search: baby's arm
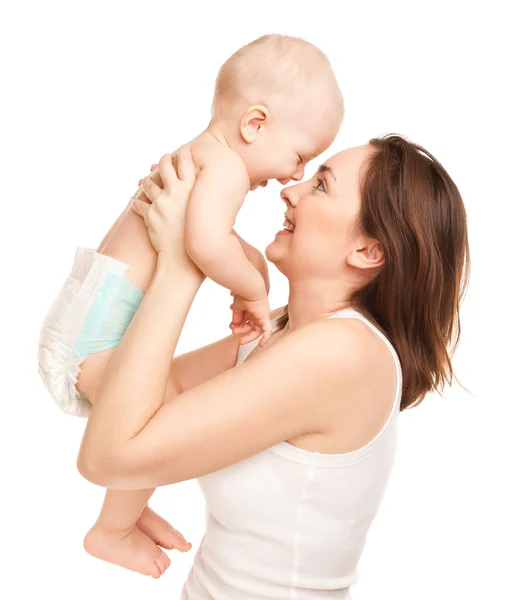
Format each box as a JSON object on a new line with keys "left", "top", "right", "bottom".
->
{"left": 232, "top": 231, "right": 270, "bottom": 295}
{"left": 185, "top": 151, "right": 266, "bottom": 302}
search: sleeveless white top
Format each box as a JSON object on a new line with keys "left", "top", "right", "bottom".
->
{"left": 181, "top": 308, "right": 402, "bottom": 600}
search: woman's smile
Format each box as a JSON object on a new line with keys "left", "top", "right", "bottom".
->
{"left": 276, "top": 216, "right": 295, "bottom": 236}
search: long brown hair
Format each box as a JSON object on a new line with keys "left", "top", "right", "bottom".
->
{"left": 277, "top": 134, "right": 470, "bottom": 410}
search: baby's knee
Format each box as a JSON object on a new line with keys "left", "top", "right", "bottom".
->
{"left": 76, "top": 348, "right": 116, "bottom": 405}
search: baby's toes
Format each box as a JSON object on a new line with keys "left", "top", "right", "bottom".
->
{"left": 149, "top": 561, "right": 162, "bottom": 579}
{"left": 160, "top": 551, "right": 171, "bottom": 570}
{"left": 155, "top": 552, "right": 170, "bottom": 575}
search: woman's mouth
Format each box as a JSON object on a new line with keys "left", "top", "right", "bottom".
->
{"left": 283, "top": 218, "right": 295, "bottom": 232}
{"left": 277, "top": 218, "right": 295, "bottom": 235}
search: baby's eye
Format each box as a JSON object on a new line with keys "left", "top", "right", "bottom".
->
{"left": 297, "top": 154, "right": 304, "bottom": 164}
{"left": 313, "top": 178, "right": 326, "bottom": 192}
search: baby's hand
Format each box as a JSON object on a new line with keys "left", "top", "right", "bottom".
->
{"left": 229, "top": 292, "right": 271, "bottom": 347}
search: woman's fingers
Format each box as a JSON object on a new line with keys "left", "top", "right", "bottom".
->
{"left": 143, "top": 148, "right": 194, "bottom": 198}
{"left": 138, "top": 163, "right": 159, "bottom": 186}
{"left": 141, "top": 175, "right": 163, "bottom": 202}
{"left": 175, "top": 146, "right": 196, "bottom": 186}
{"left": 131, "top": 198, "right": 150, "bottom": 219}
{"left": 158, "top": 153, "right": 179, "bottom": 191}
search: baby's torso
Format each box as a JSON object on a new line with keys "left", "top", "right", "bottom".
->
{"left": 97, "top": 133, "right": 220, "bottom": 249}
{"left": 95, "top": 133, "right": 233, "bottom": 290}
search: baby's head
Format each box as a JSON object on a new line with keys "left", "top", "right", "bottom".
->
{"left": 211, "top": 35, "right": 344, "bottom": 189}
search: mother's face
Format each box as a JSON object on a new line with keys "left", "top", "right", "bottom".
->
{"left": 265, "top": 145, "right": 374, "bottom": 280}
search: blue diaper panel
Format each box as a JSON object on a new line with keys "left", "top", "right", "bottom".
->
{"left": 75, "top": 273, "right": 144, "bottom": 357}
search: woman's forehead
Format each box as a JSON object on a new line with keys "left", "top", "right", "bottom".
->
{"left": 324, "top": 144, "right": 371, "bottom": 174}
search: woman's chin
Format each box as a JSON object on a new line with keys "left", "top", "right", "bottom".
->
{"left": 265, "top": 242, "right": 275, "bottom": 261}
{"left": 265, "top": 240, "right": 285, "bottom": 265}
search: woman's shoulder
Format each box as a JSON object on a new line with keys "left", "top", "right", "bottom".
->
{"left": 265, "top": 314, "right": 370, "bottom": 376}
{"left": 280, "top": 317, "right": 399, "bottom": 442}
{"left": 271, "top": 309, "right": 370, "bottom": 350}
{"left": 265, "top": 313, "right": 394, "bottom": 396}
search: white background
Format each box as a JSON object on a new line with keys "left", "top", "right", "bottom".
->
{"left": 1, "top": 1, "right": 504, "bottom": 599}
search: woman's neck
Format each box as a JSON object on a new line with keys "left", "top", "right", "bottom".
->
{"left": 285, "top": 278, "right": 352, "bottom": 332}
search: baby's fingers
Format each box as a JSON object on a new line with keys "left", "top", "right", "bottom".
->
{"left": 231, "top": 305, "right": 246, "bottom": 326}
{"left": 239, "top": 329, "right": 262, "bottom": 345}
{"left": 256, "top": 317, "right": 272, "bottom": 348}
{"left": 230, "top": 322, "right": 254, "bottom": 334}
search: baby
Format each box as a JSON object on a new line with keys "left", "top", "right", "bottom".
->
{"left": 38, "top": 34, "right": 343, "bottom": 578}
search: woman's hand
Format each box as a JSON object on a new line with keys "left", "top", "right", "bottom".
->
{"left": 131, "top": 147, "right": 201, "bottom": 277}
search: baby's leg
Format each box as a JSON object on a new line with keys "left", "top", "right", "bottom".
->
{"left": 85, "top": 488, "right": 166, "bottom": 577}
{"left": 84, "top": 489, "right": 191, "bottom": 578}
{"left": 79, "top": 351, "right": 190, "bottom": 578}
{"left": 38, "top": 245, "right": 189, "bottom": 577}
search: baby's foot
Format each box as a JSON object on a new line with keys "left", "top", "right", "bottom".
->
{"left": 138, "top": 506, "right": 192, "bottom": 552}
{"left": 84, "top": 523, "right": 170, "bottom": 578}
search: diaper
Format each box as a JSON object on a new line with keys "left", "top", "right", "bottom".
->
{"left": 38, "top": 247, "right": 144, "bottom": 417}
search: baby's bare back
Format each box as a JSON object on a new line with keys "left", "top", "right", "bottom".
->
{"left": 96, "top": 133, "right": 220, "bottom": 291}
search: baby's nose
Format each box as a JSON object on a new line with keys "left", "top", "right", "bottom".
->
{"left": 292, "top": 166, "right": 305, "bottom": 182}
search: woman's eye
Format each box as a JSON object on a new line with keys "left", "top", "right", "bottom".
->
{"left": 313, "top": 178, "right": 326, "bottom": 192}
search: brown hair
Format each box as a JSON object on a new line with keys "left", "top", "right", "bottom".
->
{"left": 278, "top": 134, "right": 470, "bottom": 410}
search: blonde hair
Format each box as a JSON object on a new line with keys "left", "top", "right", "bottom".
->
{"left": 212, "top": 34, "right": 343, "bottom": 121}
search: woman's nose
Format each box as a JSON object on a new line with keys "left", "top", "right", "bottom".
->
{"left": 281, "top": 185, "right": 298, "bottom": 207}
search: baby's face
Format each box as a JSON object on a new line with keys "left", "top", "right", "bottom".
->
{"left": 246, "top": 117, "right": 339, "bottom": 190}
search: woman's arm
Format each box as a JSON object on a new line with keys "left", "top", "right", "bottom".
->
{"left": 77, "top": 163, "right": 269, "bottom": 400}
{"left": 78, "top": 258, "right": 361, "bottom": 489}
{"left": 77, "top": 152, "right": 363, "bottom": 490}
{"left": 171, "top": 307, "right": 286, "bottom": 391}
{"left": 78, "top": 260, "right": 203, "bottom": 444}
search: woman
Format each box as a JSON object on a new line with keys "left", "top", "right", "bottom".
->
{"left": 78, "top": 134, "right": 469, "bottom": 599}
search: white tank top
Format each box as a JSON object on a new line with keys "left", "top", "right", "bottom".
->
{"left": 181, "top": 308, "right": 402, "bottom": 600}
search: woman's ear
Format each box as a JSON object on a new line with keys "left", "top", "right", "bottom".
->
{"left": 347, "top": 236, "right": 385, "bottom": 271}
{"left": 240, "top": 105, "right": 270, "bottom": 143}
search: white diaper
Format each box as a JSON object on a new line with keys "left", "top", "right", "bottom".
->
{"left": 38, "top": 247, "right": 144, "bottom": 417}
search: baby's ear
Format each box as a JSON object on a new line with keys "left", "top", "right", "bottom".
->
{"left": 240, "top": 105, "right": 270, "bottom": 143}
